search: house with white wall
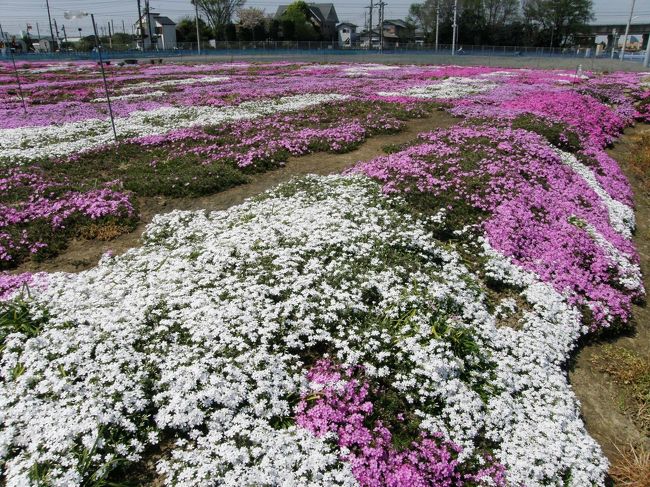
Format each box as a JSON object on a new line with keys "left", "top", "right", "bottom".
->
{"left": 135, "top": 12, "right": 177, "bottom": 50}
{"left": 337, "top": 23, "right": 358, "bottom": 47}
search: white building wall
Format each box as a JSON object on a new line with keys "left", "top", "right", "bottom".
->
{"left": 160, "top": 24, "right": 177, "bottom": 49}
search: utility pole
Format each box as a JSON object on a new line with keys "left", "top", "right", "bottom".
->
{"left": 378, "top": 1, "right": 385, "bottom": 53}
{"left": 620, "top": 0, "right": 636, "bottom": 61}
{"left": 45, "top": 0, "right": 56, "bottom": 52}
{"left": 36, "top": 22, "right": 41, "bottom": 39}
{"left": 62, "top": 25, "right": 68, "bottom": 45}
{"left": 145, "top": 0, "right": 154, "bottom": 50}
{"left": 0, "top": 23, "right": 5, "bottom": 42}
{"left": 195, "top": 0, "right": 201, "bottom": 54}
{"left": 367, "top": 0, "right": 374, "bottom": 50}
{"left": 435, "top": 0, "right": 440, "bottom": 52}
{"left": 451, "top": 0, "right": 458, "bottom": 55}
{"left": 137, "top": 0, "right": 146, "bottom": 50}
{"left": 54, "top": 19, "right": 60, "bottom": 47}
{"left": 107, "top": 22, "right": 113, "bottom": 49}
{"left": 122, "top": 19, "right": 126, "bottom": 34}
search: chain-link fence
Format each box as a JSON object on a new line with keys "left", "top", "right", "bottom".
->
{"left": 3, "top": 40, "right": 649, "bottom": 70}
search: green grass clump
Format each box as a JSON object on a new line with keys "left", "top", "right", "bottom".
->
{"left": 511, "top": 114, "right": 582, "bottom": 153}
{"left": 0, "top": 300, "right": 48, "bottom": 345}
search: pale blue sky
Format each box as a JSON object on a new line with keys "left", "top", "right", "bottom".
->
{"left": 0, "top": 0, "right": 648, "bottom": 38}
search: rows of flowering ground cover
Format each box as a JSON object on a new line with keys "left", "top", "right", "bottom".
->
{"left": 0, "top": 62, "right": 648, "bottom": 486}
{"left": 0, "top": 61, "right": 452, "bottom": 269}
{"left": 0, "top": 60, "right": 624, "bottom": 270}
{"left": 0, "top": 96, "right": 434, "bottom": 269}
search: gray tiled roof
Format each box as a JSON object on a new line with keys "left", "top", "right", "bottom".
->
{"left": 155, "top": 16, "right": 176, "bottom": 26}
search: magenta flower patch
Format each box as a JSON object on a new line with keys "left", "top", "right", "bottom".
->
{"left": 296, "top": 360, "right": 506, "bottom": 487}
{"left": 353, "top": 126, "right": 642, "bottom": 328}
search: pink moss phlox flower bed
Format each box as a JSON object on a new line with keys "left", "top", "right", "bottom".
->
{"left": 0, "top": 169, "right": 134, "bottom": 266}
{"left": 0, "top": 61, "right": 648, "bottom": 485}
{"left": 131, "top": 101, "right": 415, "bottom": 168}
{"left": 447, "top": 75, "right": 647, "bottom": 206}
{"left": 297, "top": 360, "right": 506, "bottom": 487}
{"left": 352, "top": 126, "right": 642, "bottom": 329}
{"left": 0, "top": 272, "right": 47, "bottom": 301}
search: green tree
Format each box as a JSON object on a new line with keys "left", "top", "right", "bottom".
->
{"left": 237, "top": 7, "right": 266, "bottom": 41}
{"left": 484, "top": 0, "right": 520, "bottom": 28}
{"left": 408, "top": 0, "right": 521, "bottom": 45}
{"left": 224, "top": 23, "right": 237, "bottom": 42}
{"left": 77, "top": 35, "right": 99, "bottom": 51}
{"left": 523, "top": 0, "right": 594, "bottom": 47}
{"left": 407, "top": 0, "right": 438, "bottom": 40}
{"left": 192, "top": 0, "right": 246, "bottom": 40}
{"left": 269, "top": 19, "right": 280, "bottom": 40}
{"left": 281, "top": 1, "right": 319, "bottom": 41}
{"left": 110, "top": 32, "right": 135, "bottom": 49}
{"left": 176, "top": 16, "right": 212, "bottom": 43}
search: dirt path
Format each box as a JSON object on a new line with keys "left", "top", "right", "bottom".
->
{"left": 569, "top": 124, "right": 650, "bottom": 464}
{"left": 15, "top": 111, "right": 457, "bottom": 274}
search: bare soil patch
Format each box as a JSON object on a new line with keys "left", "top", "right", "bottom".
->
{"left": 570, "top": 123, "right": 650, "bottom": 482}
{"left": 15, "top": 111, "right": 457, "bottom": 274}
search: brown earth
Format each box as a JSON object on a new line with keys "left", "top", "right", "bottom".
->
{"left": 569, "top": 124, "right": 650, "bottom": 470}
{"left": 15, "top": 111, "right": 457, "bottom": 274}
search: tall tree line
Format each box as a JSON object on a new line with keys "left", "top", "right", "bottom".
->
{"left": 179, "top": 0, "right": 334, "bottom": 43}
{"left": 408, "top": 0, "right": 594, "bottom": 47}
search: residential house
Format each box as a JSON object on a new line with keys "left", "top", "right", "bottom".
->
{"left": 359, "top": 29, "right": 380, "bottom": 49}
{"left": 134, "top": 12, "right": 177, "bottom": 50}
{"left": 381, "top": 19, "right": 415, "bottom": 48}
{"left": 337, "top": 22, "right": 358, "bottom": 47}
{"left": 360, "top": 19, "right": 417, "bottom": 49}
{"left": 275, "top": 3, "right": 339, "bottom": 41}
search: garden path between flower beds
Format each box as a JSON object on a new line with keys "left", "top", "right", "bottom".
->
{"left": 14, "top": 110, "right": 458, "bottom": 275}
{"left": 570, "top": 123, "right": 650, "bottom": 465}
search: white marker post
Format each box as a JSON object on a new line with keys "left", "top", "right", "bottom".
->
{"left": 451, "top": 0, "right": 458, "bottom": 56}
{"left": 195, "top": 1, "right": 201, "bottom": 55}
